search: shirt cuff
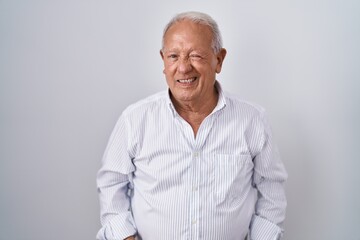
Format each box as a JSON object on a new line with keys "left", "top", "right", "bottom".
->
{"left": 96, "top": 215, "right": 137, "bottom": 240}
{"left": 249, "top": 215, "right": 284, "bottom": 240}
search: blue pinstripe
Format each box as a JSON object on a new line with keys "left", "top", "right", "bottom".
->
{"left": 97, "top": 82, "right": 287, "bottom": 240}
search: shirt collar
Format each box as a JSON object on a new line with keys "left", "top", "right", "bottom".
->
{"left": 166, "top": 80, "right": 227, "bottom": 117}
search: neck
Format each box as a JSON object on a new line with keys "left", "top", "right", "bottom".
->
{"left": 171, "top": 87, "right": 219, "bottom": 136}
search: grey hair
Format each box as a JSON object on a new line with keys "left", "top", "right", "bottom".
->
{"left": 161, "top": 11, "right": 223, "bottom": 54}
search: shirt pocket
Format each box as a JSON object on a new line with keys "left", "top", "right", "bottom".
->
{"left": 209, "top": 153, "right": 253, "bottom": 204}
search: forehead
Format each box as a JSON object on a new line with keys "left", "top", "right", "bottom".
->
{"left": 163, "top": 20, "right": 213, "bottom": 51}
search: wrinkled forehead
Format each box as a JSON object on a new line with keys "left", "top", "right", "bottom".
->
{"left": 163, "top": 20, "right": 214, "bottom": 52}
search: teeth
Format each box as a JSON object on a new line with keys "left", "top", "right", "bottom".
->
{"left": 178, "top": 77, "right": 196, "bottom": 83}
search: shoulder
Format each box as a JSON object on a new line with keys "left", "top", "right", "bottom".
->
{"left": 223, "top": 91, "right": 266, "bottom": 118}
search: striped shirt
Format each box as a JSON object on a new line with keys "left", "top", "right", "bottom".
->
{"left": 96, "top": 82, "right": 287, "bottom": 240}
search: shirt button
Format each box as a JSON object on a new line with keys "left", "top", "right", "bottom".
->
{"left": 193, "top": 152, "right": 199, "bottom": 157}
{"left": 192, "top": 186, "right": 198, "bottom": 191}
{"left": 192, "top": 220, "right": 197, "bottom": 225}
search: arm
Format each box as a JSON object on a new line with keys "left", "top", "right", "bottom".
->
{"left": 249, "top": 111, "right": 287, "bottom": 240}
{"left": 96, "top": 114, "right": 137, "bottom": 240}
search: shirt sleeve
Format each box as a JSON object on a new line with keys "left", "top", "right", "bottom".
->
{"left": 249, "top": 110, "right": 288, "bottom": 240}
{"left": 96, "top": 114, "right": 137, "bottom": 240}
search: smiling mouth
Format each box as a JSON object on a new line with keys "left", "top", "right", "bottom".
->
{"left": 177, "top": 77, "right": 197, "bottom": 83}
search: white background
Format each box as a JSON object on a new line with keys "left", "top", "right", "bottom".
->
{"left": 1, "top": 1, "right": 359, "bottom": 239}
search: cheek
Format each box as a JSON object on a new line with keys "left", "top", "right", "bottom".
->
{"left": 163, "top": 66, "right": 175, "bottom": 81}
{"left": 164, "top": 63, "right": 177, "bottom": 74}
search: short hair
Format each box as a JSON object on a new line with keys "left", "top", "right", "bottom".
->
{"left": 162, "top": 11, "right": 223, "bottom": 54}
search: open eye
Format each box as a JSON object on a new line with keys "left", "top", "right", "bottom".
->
{"left": 167, "top": 54, "right": 178, "bottom": 60}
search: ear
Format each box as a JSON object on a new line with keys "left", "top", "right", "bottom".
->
{"left": 160, "top": 50, "right": 165, "bottom": 60}
{"left": 160, "top": 50, "right": 166, "bottom": 74}
{"left": 215, "top": 48, "right": 227, "bottom": 73}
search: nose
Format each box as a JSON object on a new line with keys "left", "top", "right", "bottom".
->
{"left": 177, "top": 57, "right": 192, "bottom": 74}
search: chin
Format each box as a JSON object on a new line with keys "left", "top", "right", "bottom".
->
{"left": 170, "top": 93, "right": 191, "bottom": 103}
{"left": 174, "top": 90, "right": 197, "bottom": 101}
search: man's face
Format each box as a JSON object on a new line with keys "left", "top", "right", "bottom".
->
{"left": 161, "top": 20, "right": 226, "bottom": 105}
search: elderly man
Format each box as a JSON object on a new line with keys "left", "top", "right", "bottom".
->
{"left": 97, "top": 11, "right": 287, "bottom": 240}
